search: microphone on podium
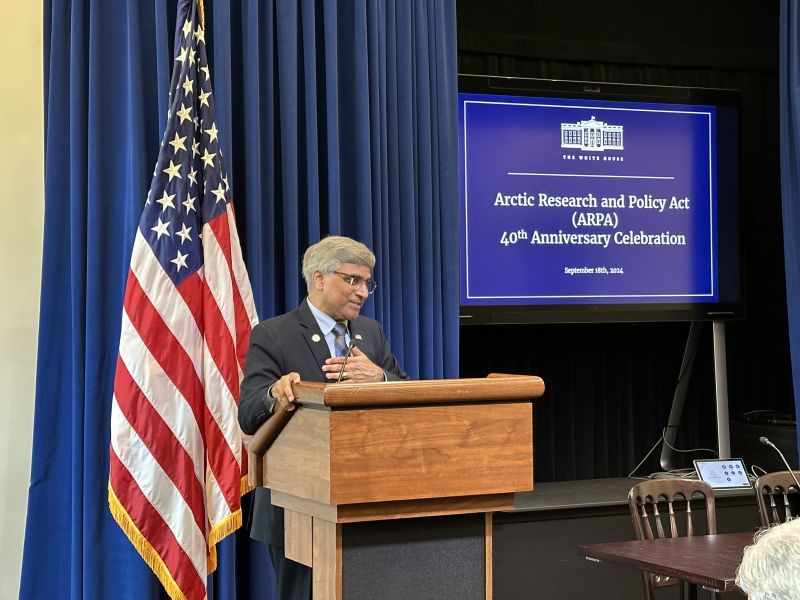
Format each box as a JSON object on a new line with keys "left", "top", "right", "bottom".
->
{"left": 759, "top": 436, "right": 800, "bottom": 490}
{"left": 336, "top": 341, "right": 356, "bottom": 383}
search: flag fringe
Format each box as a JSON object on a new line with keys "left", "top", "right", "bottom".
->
{"left": 240, "top": 473, "right": 253, "bottom": 496}
{"left": 207, "top": 544, "right": 217, "bottom": 574}
{"left": 208, "top": 508, "right": 242, "bottom": 549}
{"left": 205, "top": 506, "right": 242, "bottom": 574}
{"left": 108, "top": 483, "right": 197, "bottom": 600}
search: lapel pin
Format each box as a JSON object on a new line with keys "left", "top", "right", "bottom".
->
{"left": 311, "top": 334, "right": 321, "bottom": 342}
{"left": 355, "top": 334, "right": 362, "bottom": 340}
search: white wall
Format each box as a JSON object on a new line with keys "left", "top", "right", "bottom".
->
{"left": 0, "top": 3, "right": 43, "bottom": 598}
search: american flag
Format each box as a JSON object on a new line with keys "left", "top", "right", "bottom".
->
{"left": 108, "top": 1, "right": 259, "bottom": 599}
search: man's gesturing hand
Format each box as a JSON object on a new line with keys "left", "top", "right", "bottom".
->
{"left": 322, "top": 347, "right": 384, "bottom": 383}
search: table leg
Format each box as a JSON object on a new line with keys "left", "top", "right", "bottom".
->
{"left": 680, "top": 580, "right": 698, "bottom": 600}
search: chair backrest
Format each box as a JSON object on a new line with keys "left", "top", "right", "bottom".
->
{"left": 754, "top": 471, "right": 800, "bottom": 527}
{"left": 629, "top": 478, "right": 717, "bottom": 541}
{"left": 628, "top": 478, "right": 718, "bottom": 599}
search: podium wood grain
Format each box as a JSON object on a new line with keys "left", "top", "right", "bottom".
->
{"left": 265, "top": 409, "right": 331, "bottom": 503}
{"left": 328, "top": 402, "right": 532, "bottom": 504}
{"left": 272, "top": 490, "right": 515, "bottom": 523}
{"left": 265, "top": 402, "right": 533, "bottom": 505}
{"left": 284, "top": 508, "right": 312, "bottom": 567}
{"left": 312, "top": 518, "right": 342, "bottom": 600}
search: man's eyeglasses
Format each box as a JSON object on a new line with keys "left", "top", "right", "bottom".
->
{"left": 332, "top": 271, "right": 377, "bottom": 294}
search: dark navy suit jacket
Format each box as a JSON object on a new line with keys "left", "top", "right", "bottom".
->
{"left": 239, "top": 298, "right": 407, "bottom": 545}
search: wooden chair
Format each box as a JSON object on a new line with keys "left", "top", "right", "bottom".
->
{"left": 628, "top": 479, "right": 719, "bottom": 600}
{"left": 754, "top": 470, "right": 800, "bottom": 526}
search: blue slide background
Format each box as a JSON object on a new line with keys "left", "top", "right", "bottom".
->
{"left": 459, "top": 93, "right": 719, "bottom": 305}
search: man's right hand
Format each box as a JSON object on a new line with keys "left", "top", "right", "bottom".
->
{"left": 270, "top": 372, "right": 301, "bottom": 411}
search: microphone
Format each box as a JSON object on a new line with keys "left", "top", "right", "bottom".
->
{"left": 336, "top": 341, "right": 356, "bottom": 383}
{"left": 759, "top": 436, "right": 800, "bottom": 490}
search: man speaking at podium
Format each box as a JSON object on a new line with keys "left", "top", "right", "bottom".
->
{"left": 239, "top": 235, "right": 407, "bottom": 600}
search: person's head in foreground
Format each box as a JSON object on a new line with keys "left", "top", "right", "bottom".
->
{"left": 736, "top": 518, "right": 800, "bottom": 599}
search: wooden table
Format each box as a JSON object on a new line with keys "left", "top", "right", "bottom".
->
{"left": 578, "top": 531, "right": 756, "bottom": 599}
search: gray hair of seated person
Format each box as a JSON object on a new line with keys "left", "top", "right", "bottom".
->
{"left": 302, "top": 236, "right": 376, "bottom": 291}
{"left": 735, "top": 518, "right": 800, "bottom": 599}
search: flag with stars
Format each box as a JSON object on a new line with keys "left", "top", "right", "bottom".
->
{"left": 108, "top": 1, "right": 259, "bottom": 599}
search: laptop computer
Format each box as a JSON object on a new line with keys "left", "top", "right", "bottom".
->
{"left": 693, "top": 458, "right": 752, "bottom": 489}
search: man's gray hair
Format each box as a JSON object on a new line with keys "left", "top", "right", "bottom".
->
{"left": 302, "top": 236, "right": 376, "bottom": 291}
{"left": 736, "top": 518, "right": 800, "bottom": 599}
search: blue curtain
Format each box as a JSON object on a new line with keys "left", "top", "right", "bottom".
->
{"left": 781, "top": 0, "right": 800, "bottom": 464}
{"left": 21, "top": 1, "right": 458, "bottom": 598}
{"left": 208, "top": 0, "right": 459, "bottom": 377}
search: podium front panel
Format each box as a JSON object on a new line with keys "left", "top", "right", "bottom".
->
{"left": 329, "top": 401, "right": 533, "bottom": 504}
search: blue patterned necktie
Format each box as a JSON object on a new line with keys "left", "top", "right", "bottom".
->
{"left": 332, "top": 322, "right": 348, "bottom": 357}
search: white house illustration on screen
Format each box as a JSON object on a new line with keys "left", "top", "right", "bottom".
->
{"left": 560, "top": 116, "right": 624, "bottom": 151}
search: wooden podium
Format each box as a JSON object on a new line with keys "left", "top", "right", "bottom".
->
{"left": 247, "top": 375, "right": 544, "bottom": 600}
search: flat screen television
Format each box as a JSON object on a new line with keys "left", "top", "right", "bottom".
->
{"left": 458, "top": 75, "right": 744, "bottom": 324}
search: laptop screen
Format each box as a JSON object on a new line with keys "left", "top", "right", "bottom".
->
{"left": 694, "top": 458, "right": 752, "bottom": 489}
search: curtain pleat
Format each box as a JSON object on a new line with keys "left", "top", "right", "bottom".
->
{"left": 780, "top": 0, "right": 800, "bottom": 462}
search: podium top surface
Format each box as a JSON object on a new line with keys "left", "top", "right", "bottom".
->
{"left": 294, "top": 375, "right": 545, "bottom": 408}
